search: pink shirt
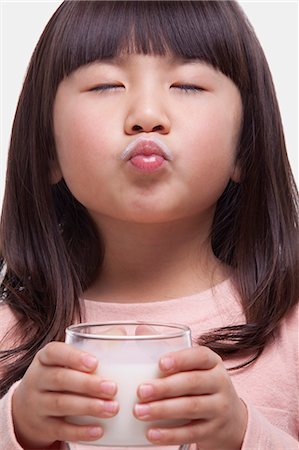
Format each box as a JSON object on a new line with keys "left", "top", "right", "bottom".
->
{"left": 0, "top": 279, "right": 298, "bottom": 449}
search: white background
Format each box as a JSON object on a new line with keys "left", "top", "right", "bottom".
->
{"left": 0, "top": 1, "right": 298, "bottom": 211}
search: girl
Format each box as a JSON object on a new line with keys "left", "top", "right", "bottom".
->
{"left": 0, "top": 1, "right": 298, "bottom": 449}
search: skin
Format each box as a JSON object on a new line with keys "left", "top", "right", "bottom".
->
{"left": 135, "top": 347, "right": 247, "bottom": 449}
{"left": 13, "top": 53, "right": 247, "bottom": 449}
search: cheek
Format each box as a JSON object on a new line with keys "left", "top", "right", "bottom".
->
{"left": 187, "top": 115, "right": 239, "bottom": 173}
{"left": 184, "top": 93, "right": 241, "bottom": 158}
{"left": 181, "top": 108, "right": 241, "bottom": 203}
{"left": 54, "top": 105, "right": 111, "bottom": 177}
{"left": 206, "top": 102, "right": 240, "bottom": 148}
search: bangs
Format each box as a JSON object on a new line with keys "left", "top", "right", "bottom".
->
{"left": 50, "top": 1, "right": 250, "bottom": 88}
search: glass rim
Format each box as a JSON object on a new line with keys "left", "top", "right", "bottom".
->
{"left": 65, "top": 321, "right": 191, "bottom": 341}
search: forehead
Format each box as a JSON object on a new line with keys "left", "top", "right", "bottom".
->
{"left": 61, "top": 53, "right": 232, "bottom": 94}
{"left": 55, "top": 2, "right": 223, "bottom": 79}
{"left": 52, "top": 1, "right": 249, "bottom": 91}
{"left": 71, "top": 53, "right": 218, "bottom": 76}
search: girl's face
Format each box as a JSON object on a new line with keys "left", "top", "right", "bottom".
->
{"left": 53, "top": 53, "right": 242, "bottom": 226}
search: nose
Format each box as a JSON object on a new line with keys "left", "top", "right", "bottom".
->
{"left": 124, "top": 91, "right": 171, "bottom": 135}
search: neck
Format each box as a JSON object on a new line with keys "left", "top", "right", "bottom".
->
{"left": 84, "top": 216, "right": 229, "bottom": 302}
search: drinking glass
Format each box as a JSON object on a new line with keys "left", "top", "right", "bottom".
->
{"left": 65, "top": 321, "right": 192, "bottom": 447}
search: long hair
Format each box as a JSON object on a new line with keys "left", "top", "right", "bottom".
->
{"left": 0, "top": 1, "right": 298, "bottom": 396}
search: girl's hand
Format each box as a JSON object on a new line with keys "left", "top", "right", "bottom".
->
{"left": 134, "top": 346, "right": 247, "bottom": 450}
{"left": 12, "top": 342, "right": 119, "bottom": 449}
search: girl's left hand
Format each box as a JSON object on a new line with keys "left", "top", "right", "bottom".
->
{"left": 134, "top": 346, "right": 247, "bottom": 450}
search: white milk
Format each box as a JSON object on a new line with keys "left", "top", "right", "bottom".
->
{"left": 70, "top": 362, "right": 160, "bottom": 446}
{"left": 67, "top": 339, "right": 188, "bottom": 446}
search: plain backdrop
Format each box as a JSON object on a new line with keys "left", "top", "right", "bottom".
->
{"left": 0, "top": 1, "right": 298, "bottom": 211}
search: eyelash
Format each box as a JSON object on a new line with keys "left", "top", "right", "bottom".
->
{"left": 90, "top": 84, "right": 203, "bottom": 94}
{"left": 90, "top": 85, "right": 121, "bottom": 93}
{"left": 174, "top": 85, "right": 203, "bottom": 93}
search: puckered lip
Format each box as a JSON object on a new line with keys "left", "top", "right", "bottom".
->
{"left": 119, "top": 137, "right": 173, "bottom": 162}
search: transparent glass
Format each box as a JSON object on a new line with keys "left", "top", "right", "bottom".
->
{"left": 65, "top": 321, "right": 192, "bottom": 447}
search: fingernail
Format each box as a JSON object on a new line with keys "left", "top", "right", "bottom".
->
{"left": 103, "top": 401, "right": 118, "bottom": 413}
{"left": 135, "top": 403, "right": 151, "bottom": 417}
{"left": 161, "top": 356, "right": 174, "bottom": 370}
{"left": 100, "top": 381, "right": 117, "bottom": 395}
{"left": 139, "top": 384, "right": 154, "bottom": 399}
{"left": 88, "top": 427, "right": 103, "bottom": 437}
{"left": 148, "top": 429, "right": 162, "bottom": 442}
{"left": 81, "top": 354, "right": 98, "bottom": 369}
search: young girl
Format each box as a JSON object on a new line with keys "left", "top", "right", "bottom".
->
{"left": 0, "top": 1, "right": 298, "bottom": 449}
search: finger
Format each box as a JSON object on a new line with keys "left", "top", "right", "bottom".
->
{"left": 135, "top": 325, "right": 159, "bottom": 336}
{"left": 159, "top": 346, "right": 221, "bottom": 374}
{"left": 146, "top": 420, "right": 206, "bottom": 446}
{"left": 102, "top": 326, "right": 127, "bottom": 336}
{"left": 37, "top": 342, "right": 98, "bottom": 373}
{"left": 134, "top": 395, "right": 217, "bottom": 421}
{"left": 40, "top": 367, "right": 117, "bottom": 399}
{"left": 40, "top": 392, "right": 119, "bottom": 418}
{"left": 47, "top": 417, "right": 104, "bottom": 443}
{"left": 137, "top": 369, "right": 219, "bottom": 401}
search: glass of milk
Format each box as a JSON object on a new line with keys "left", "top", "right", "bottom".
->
{"left": 65, "top": 321, "right": 192, "bottom": 447}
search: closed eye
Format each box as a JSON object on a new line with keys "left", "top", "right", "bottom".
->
{"left": 89, "top": 84, "right": 204, "bottom": 94}
{"left": 89, "top": 84, "right": 124, "bottom": 92}
{"left": 171, "top": 84, "right": 204, "bottom": 93}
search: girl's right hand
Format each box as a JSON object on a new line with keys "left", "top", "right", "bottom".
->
{"left": 12, "top": 341, "right": 119, "bottom": 449}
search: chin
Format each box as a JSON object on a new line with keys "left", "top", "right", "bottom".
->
{"left": 120, "top": 208, "right": 187, "bottom": 224}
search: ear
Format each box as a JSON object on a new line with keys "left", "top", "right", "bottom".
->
{"left": 49, "top": 160, "right": 63, "bottom": 184}
{"left": 231, "top": 162, "right": 241, "bottom": 183}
